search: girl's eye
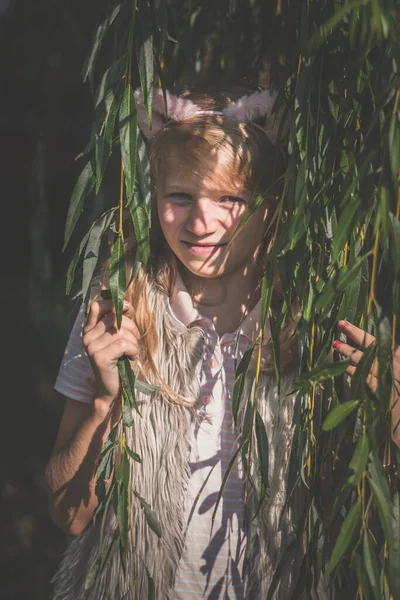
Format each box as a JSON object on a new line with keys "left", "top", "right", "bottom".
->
{"left": 166, "top": 192, "right": 192, "bottom": 203}
{"left": 220, "top": 195, "right": 247, "bottom": 204}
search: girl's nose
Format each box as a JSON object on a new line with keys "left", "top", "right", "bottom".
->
{"left": 185, "top": 198, "right": 218, "bottom": 237}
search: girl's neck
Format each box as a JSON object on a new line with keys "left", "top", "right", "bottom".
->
{"left": 180, "top": 262, "right": 261, "bottom": 335}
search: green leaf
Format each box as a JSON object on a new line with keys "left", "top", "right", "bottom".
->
{"left": 368, "top": 451, "right": 395, "bottom": 551}
{"left": 125, "top": 446, "right": 141, "bottom": 463}
{"left": 232, "top": 339, "right": 257, "bottom": 425}
{"left": 63, "top": 161, "right": 95, "bottom": 251}
{"left": 136, "top": 0, "right": 154, "bottom": 128}
{"left": 145, "top": 566, "right": 155, "bottom": 600}
{"left": 322, "top": 400, "right": 360, "bottom": 431}
{"left": 82, "top": 4, "right": 122, "bottom": 84}
{"left": 390, "top": 212, "right": 400, "bottom": 276}
{"left": 82, "top": 210, "right": 115, "bottom": 302}
{"left": 118, "top": 356, "right": 141, "bottom": 416}
{"left": 331, "top": 199, "right": 359, "bottom": 263}
{"left": 66, "top": 228, "right": 91, "bottom": 295}
{"left": 386, "top": 490, "right": 400, "bottom": 599}
{"left": 326, "top": 498, "right": 361, "bottom": 575}
{"left": 255, "top": 411, "right": 269, "bottom": 497}
{"left": 133, "top": 379, "right": 160, "bottom": 395}
{"left": 347, "top": 431, "right": 369, "bottom": 487}
{"left": 122, "top": 400, "right": 133, "bottom": 427}
{"left": 119, "top": 85, "right": 138, "bottom": 202}
{"left": 130, "top": 133, "right": 152, "bottom": 272}
{"left": 133, "top": 491, "right": 162, "bottom": 538}
{"left": 362, "top": 529, "right": 382, "bottom": 600}
{"left": 389, "top": 112, "right": 400, "bottom": 181}
{"left": 104, "top": 89, "right": 120, "bottom": 147}
{"left": 94, "top": 56, "right": 125, "bottom": 109}
{"left": 294, "top": 359, "right": 351, "bottom": 391}
{"left": 109, "top": 236, "right": 126, "bottom": 328}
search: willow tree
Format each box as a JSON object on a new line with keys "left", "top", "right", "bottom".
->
{"left": 62, "top": 0, "right": 400, "bottom": 597}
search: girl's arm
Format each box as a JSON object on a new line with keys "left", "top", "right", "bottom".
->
{"left": 45, "top": 396, "right": 120, "bottom": 536}
{"left": 45, "top": 298, "right": 140, "bottom": 536}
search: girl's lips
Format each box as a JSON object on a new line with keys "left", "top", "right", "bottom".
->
{"left": 182, "top": 241, "right": 226, "bottom": 255}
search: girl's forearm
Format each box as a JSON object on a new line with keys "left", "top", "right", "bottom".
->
{"left": 45, "top": 400, "right": 120, "bottom": 536}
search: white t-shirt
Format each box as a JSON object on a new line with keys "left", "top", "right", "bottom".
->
{"left": 55, "top": 280, "right": 264, "bottom": 599}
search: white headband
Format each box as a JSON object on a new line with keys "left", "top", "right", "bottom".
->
{"left": 134, "top": 87, "right": 286, "bottom": 145}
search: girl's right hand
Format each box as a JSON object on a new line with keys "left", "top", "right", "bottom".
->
{"left": 83, "top": 298, "right": 140, "bottom": 405}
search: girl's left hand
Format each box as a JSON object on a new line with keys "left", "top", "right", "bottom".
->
{"left": 332, "top": 320, "right": 400, "bottom": 448}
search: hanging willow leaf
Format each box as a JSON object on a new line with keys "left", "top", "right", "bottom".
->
{"left": 136, "top": 0, "right": 154, "bottom": 128}
{"left": 347, "top": 431, "right": 369, "bottom": 487}
{"left": 326, "top": 498, "right": 361, "bottom": 575}
{"left": 131, "top": 133, "right": 152, "bottom": 272}
{"left": 119, "top": 84, "right": 138, "bottom": 202}
{"left": 386, "top": 490, "right": 400, "bottom": 599}
{"left": 133, "top": 491, "right": 162, "bottom": 538}
{"left": 232, "top": 339, "right": 257, "bottom": 425}
{"left": 82, "top": 209, "right": 116, "bottom": 302}
{"left": 368, "top": 451, "right": 395, "bottom": 551}
{"left": 322, "top": 399, "right": 360, "bottom": 431}
{"left": 362, "top": 529, "right": 381, "bottom": 600}
{"left": 109, "top": 236, "right": 126, "bottom": 328}
{"left": 118, "top": 356, "right": 141, "bottom": 416}
{"left": 82, "top": 4, "right": 123, "bottom": 84}
{"left": 145, "top": 566, "right": 156, "bottom": 600}
{"left": 63, "top": 161, "right": 95, "bottom": 251}
{"left": 255, "top": 411, "right": 269, "bottom": 502}
{"left": 293, "top": 358, "right": 351, "bottom": 391}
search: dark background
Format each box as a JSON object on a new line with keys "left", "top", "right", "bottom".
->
{"left": 1, "top": 2, "right": 97, "bottom": 598}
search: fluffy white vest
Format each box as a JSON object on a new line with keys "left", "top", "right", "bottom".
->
{"left": 52, "top": 281, "right": 303, "bottom": 600}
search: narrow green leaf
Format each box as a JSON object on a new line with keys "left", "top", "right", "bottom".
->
{"left": 119, "top": 85, "right": 138, "bottom": 202}
{"left": 386, "top": 490, "right": 400, "bottom": 599}
{"left": 63, "top": 161, "right": 95, "bottom": 251}
{"left": 389, "top": 112, "right": 400, "bottom": 181}
{"left": 362, "top": 529, "right": 381, "bottom": 600}
{"left": 94, "top": 55, "right": 125, "bottom": 109}
{"left": 122, "top": 400, "right": 133, "bottom": 427}
{"left": 332, "top": 199, "right": 359, "bottom": 263}
{"left": 66, "top": 228, "right": 91, "bottom": 295}
{"left": 368, "top": 451, "right": 395, "bottom": 550}
{"left": 133, "top": 379, "right": 160, "bottom": 395}
{"left": 118, "top": 356, "right": 141, "bottom": 415}
{"left": 347, "top": 431, "right": 369, "bottom": 487}
{"left": 82, "top": 4, "right": 122, "bottom": 84}
{"left": 117, "top": 481, "right": 129, "bottom": 550}
{"left": 82, "top": 210, "right": 115, "bottom": 302}
{"left": 104, "top": 89, "right": 120, "bottom": 147}
{"left": 322, "top": 400, "right": 360, "bottom": 431}
{"left": 136, "top": 1, "right": 154, "bottom": 128}
{"left": 232, "top": 340, "right": 257, "bottom": 424}
{"left": 109, "top": 236, "right": 126, "bottom": 328}
{"left": 145, "top": 566, "right": 155, "bottom": 600}
{"left": 133, "top": 491, "right": 162, "bottom": 538}
{"left": 294, "top": 359, "right": 351, "bottom": 391}
{"left": 130, "top": 133, "right": 152, "bottom": 272}
{"left": 125, "top": 446, "right": 141, "bottom": 463}
{"left": 326, "top": 498, "right": 361, "bottom": 575}
{"left": 255, "top": 411, "right": 269, "bottom": 494}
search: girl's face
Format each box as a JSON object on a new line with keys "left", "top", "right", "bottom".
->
{"left": 156, "top": 147, "right": 272, "bottom": 281}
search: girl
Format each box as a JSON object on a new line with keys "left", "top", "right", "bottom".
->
{"left": 45, "top": 83, "right": 400, "bottom": 600}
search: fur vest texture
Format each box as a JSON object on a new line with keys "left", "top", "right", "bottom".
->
{"left": 52, "top": 281, "right": 308, "bottom": 600}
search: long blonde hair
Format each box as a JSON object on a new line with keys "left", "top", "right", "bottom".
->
{"left": 119, "top": 84, "right": 298, "bottom": 402}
